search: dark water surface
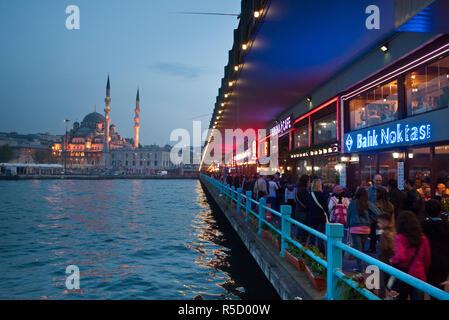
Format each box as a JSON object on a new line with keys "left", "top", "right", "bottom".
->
{"left": 0, "top": 179, "right": 279, "bottom": 300}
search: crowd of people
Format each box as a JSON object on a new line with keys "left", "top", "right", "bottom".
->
{"left": 207, "top": 171, "right": 449, "bottom": 300}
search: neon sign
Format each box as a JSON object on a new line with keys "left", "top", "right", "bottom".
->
{"left": 345, "top": 122, "right": 432, "bottom": 152}
{"left": 235, "top": 149, "right": 251, "bottom": 162}
{"left": 270, "top": 115, "right": 292, "bottom": 137}
{"left": 251, "top": 141, "right": 257, "bottom": 161}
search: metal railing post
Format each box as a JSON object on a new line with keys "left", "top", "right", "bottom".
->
{"left": 231, "top": 186, "right": 236, "bottom": 203}
{"left": 237, "top": 188, "right": 242, "bottom": 213}
{"left": 258, "top": 198, "right": 266, "bottom": 236}
{"left": 227, "top": 184, "right": 230, "bottom": 201}
{"left": 245, "top": 191, "right": 252, "bottom": 222}
{"left": 280, "top": 205, "right": 292, "bottom": 257}
{"left": 325, "top": 223, "right": 344, "bottom": 300}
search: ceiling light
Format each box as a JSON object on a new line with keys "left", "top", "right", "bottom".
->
{"left": 306, "top": 96, "right": 312, "bottom": 102}
{"left": 228, "top": 81, "right": 234, "bottom": 87}
{"left": 254, "top": 11, "right": 260, "bottom": 18}
{"left": 234, "top": 65, "right": 239, "bottom": 72}
{"left": 380, "top": 44, "right": 389, "bottom": 52}
{"left": 221, "top": 103, "right": 225, "bottom": 107}
{"left": 242, "top": 44, "right": 248, "bottom": 50}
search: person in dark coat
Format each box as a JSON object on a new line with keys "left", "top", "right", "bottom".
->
{"left": 294, "top": 174, "right": 310, "bottom": 243}
{"left": 306, "top": 178, "right": 329, "bottom": 254}
{"left": 387, "top": 179, "right": 405, "bottom": 221}
{"left": 422, "top": 200, "right": 449, "bottom": 297}
{"left": 404, "top": 179, "right": 426, "bottom": 222}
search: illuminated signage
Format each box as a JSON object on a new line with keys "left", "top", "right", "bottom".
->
{"left": 345, "top": 121, "right": 432, "bottom": 153}
{"left": 251, "top": 141, "right": 257, "bottom": 161}
{"left": 270, "top": 115, "right": 292, "bottom": 137}
{"left": 235, "top": 149, "right": 251, "bottom": 162}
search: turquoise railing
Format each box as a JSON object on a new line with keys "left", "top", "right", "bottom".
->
{"left": 201, "top": 174, "right": 449, "bottom": 300}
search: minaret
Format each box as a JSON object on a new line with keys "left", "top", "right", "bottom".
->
{"left": 134, "top": 88, "right": 140, "bottom": 149}
{"left": 104, "top": 75, "right": 111, "bottom": 152}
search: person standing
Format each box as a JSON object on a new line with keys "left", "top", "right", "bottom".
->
{"left": 253, "top": 173, "right": 267, "bottom": 201}
{"left": 328, "top": 185, "right": 350, "bottom": 226}
{"left": 376, "top": 188, "right": 395, "bottom": 220}
{"left": 422, "top": 200, "right": 449, "bottom": 296}
{"left": 306, "top": 179, "right": 329, "bottom": 254}
{"left": 367, "top": 174, "right": 384, "bottom": 253}
{"left": 294, "top": 175, "right": 310, "bottom": 243}
{"left": 390, "top": 211, "right": 431, "bottom": 300}
{"left": 404, "top": 179, "right": 426, "bottom": 222}
{"left": 347, "top": 187, "right": 381, "bottom": 272}
{"left": 285, "top": 182, "right": 296, "bottom": 214}
{"left": 387, "top": 179, "right": 405, "bottom": 221}
{"left": 377, "top": 213, "right": 396, "bottom": 299}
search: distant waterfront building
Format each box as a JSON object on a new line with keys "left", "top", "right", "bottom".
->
{"left": 108, "top": 145, "right": 176, "bottom": 174}
{"left": 0, "top": 132, "right": 59, "bottom": 163}
{"left": 51, "top": 76, "right": 137, "bottom": 169}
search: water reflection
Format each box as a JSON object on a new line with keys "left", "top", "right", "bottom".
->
{"left": 0, "top": 179, "right": 277, "bottom": 300}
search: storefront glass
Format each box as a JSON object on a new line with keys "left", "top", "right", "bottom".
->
{"left": 313, "top": 156, "right": 338, "bottom": 185}
{"left": 294, "top": 125, "right": 309, "bottom": 149}
{"left": 360, "top": 154, "right": 377, "bottom": 187}
{"left": 435, "top": 145, "right": 449, "bottom": 184}
{"left": 408, "top": 147, "right": 431, "bottom": 182}
{"left": 378, "top": 151, "right": 398, "bottom": 184}
{"left": 349, "top": 80, "right": 398, "bottom": 131}
{"left": 313, "top": 113, "right": 337, "bottom": 144}
{"left": 296, "top": 159, "right": 311, "bottom": 179}
{"left": 405, "top": 56, "right": 449, "bottom": 116}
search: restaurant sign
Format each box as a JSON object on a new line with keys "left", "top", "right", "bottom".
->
{"left": 270, "top": 115, "right": 292, "bottom": 137}
{"left": 343, "top": 109, "right": 449, "bottom": 153}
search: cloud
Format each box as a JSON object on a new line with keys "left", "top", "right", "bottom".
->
{"left": 147, "top": 62, "right": 207, "bottom": 79}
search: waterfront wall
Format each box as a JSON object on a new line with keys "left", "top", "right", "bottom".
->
{"left": 200, "top": 176, "right": 324, "bottom": 300}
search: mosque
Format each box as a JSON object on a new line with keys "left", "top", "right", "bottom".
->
{"left": 51, "top": 76, "right": 142, "bottom": 168}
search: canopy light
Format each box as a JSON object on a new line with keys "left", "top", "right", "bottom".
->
{"left": 234, "top": 66, "right": 239, "bottom": 72}
{"left": 254, "top": 11, "right": 260, "bottom": 18}
{"left": 228, "top": 81, "right": 234, "bottom": 87}
{"left": 380, "top": 44, "right": 389, "bottom": 52}
{"left": 221, "top": 103, "right": 225, "bottom": 107}
{"left": 242, "top": 44, "right": 248, "bottom": 50}
{"left": 306, "top": 96, "right": 312, "bottom": 102}
{"left": 224, "top": 93, "right": 229, "bottom": 98}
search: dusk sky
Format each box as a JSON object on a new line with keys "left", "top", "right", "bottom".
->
{"left": 0, "top": 0, "right": 241, "bottom": 146}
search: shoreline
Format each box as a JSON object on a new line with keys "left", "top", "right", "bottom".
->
{"left": 0, "top": 175, "right": 199, "bottom": 181}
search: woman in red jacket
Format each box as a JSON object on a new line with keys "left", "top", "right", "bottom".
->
{"left": 390, "top": 211, "right": 431, "bottom": 300}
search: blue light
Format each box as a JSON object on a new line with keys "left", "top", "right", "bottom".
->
{"left": 345, "top": 122, "right": 432, "bottom": 152}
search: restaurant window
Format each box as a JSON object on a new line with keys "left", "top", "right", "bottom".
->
{"left": 360, "top": 154, "right": 377, "bottom": 187}
{"left": 313, "top": 156, "right": 338, "bottom": 184}
{"left": 296, "top": 159, "right": 311, "bottom": 178}
{"left": 349, "top": 80, "right": 398, "bottom": 131}
{"left": 408, "top": 147, "right": 431, "bottom": 182}
{"left": 313, "top": 113, "right": 337, "bottom": 144}
{"left": 435, "top": 145, "right": 449, "bottom": 184}
{"left": 405, "top": 56, "right": 449, "bottom": 116}
{"left": 294, "top": 124, "right": 308, "bottom": 149}
{"left": 378, "top": 151, "right": 398, "bottom": 184}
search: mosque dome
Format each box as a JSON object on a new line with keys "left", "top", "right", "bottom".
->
{"left": 82, "top": 112, "right": 106, "bottom": 124}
